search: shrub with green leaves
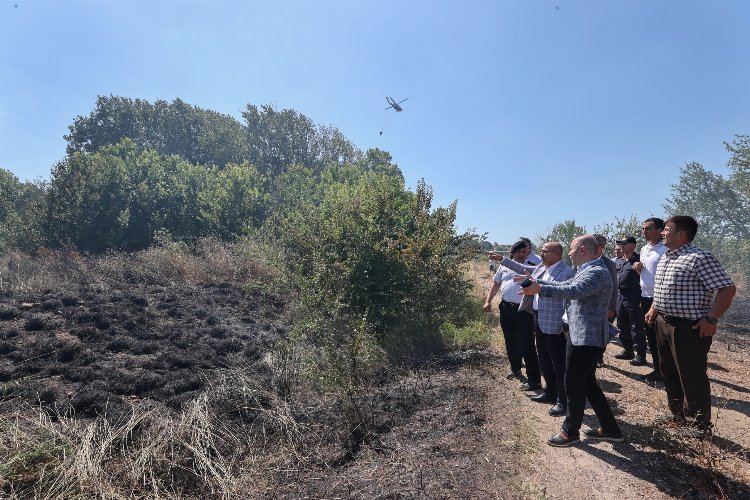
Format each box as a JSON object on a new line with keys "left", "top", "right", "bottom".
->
{"left": 272, "top": 174, "right": 479, "bottom": 362}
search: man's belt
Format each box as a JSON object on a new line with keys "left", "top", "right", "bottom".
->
{"left": 657, "top": 312, "right": 699, "bottom": 325}
{"left": 500, "top": 299, "right": 520, "bottom": 307}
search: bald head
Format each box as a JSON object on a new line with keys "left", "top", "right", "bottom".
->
{"left": 541, "top": 241, "right": 564, "bottom": 266}
{"left": 568, "top": 235, "right": 599, "bottom": 266}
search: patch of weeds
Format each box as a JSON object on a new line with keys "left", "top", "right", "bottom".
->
{"left": 0, "top": 437, "right": 71, "bottom": 485}
{"left": 439, "top": 319, "right": 493, "bottom": 348}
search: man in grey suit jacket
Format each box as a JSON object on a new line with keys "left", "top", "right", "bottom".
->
{"left": 494, "top": 242, "right": 574, "bottom": 416}
{"left": 521, "top": 235, "right": 624, "bottom": 447}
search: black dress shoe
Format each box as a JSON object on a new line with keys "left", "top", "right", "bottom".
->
{"left": 640, "top": 370, "right": 662, "bottom": 382}
{"left": 519, "top": 382, "right": 542, "bottom": 391}
{"left": 630, "top": 355, "right": 647, "bottom": 366}
{"left": 614, "top": 349, "right": 635, "bottom": 360}
{"left": 530, "top": 393, "right": 556, "bottom": 404}
{"left": 547, "top": 431, "right": 580, "bottom": 447}
{"left": 548, "top": 404, "right": 566, "bottom": 416}
{"left": 506, "top": 370, "right": 522, "bottom": 380}
{"left": 583, "top": 428, "right": 624, "bottom": 442}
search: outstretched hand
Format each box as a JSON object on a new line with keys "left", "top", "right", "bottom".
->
{"left": 519, "top": 280, "right": 540, "bottom": 295}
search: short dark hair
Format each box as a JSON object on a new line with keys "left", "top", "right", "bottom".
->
{"left": 518, "top": 236, "right": 533, "bottom": 248}
{"left": 510, "top": 240, "right": 529, "bottom": 254}
{"left": 592, "top": 233, "right": 607, "bottom": 248}
{"left": 666, "top": 215, "right": 698, "bottom": 242}
{"left": 643, "top": 217, "right": 665, "bottom": 230}
{"left": 578, "top": 235, "right": 600, "bottom": 255}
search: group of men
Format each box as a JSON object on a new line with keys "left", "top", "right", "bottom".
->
{"left": 483, "top": 216, "right": 736, "bottom": 447}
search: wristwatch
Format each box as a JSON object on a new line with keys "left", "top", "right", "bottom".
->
{"left": 704, "top": 316, "right": 718, "bottom": 325}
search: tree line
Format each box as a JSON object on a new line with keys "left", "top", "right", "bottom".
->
{"left": 0, "top": 98, "right": 747, "bottom": 296}
{"left": 1, "top": 96, "right": 483, "bottom": 358}
{"left": 535, "top": 136, "right": 749, "bottom": 280}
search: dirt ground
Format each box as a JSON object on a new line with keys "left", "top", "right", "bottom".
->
{"left": 1, "top": 257, "right": 748, "bottom": 498}
{"left": 473, "top": 260, "right": 750, "bottom": 499}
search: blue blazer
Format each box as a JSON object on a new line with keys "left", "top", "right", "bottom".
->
{"left": 537, "top": 258, "right": 613, "bottom": 347}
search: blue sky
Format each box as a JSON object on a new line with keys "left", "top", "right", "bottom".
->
{"left": 1, "top": 0, "right": 748, "bottom": 244}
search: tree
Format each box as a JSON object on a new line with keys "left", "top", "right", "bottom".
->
{"left": 536, "top": 219, "right": 587, "bottom": 265}
{"left": 0, "top": 169, "right": 47, "bottom": 252}
{"left": 65, "top": 96, "right": 248, "bottom": 167}
{"left": 665, "top": 135, "right": 750, "bottom": 278}
{"left": 243, "top": 104, "right": 361, "bottom": 177}
{"left": 593, "top": 214, "right": 645, "bottom": 257}
{"left": 47, "top": 140, "right": 221, "bottom": 251}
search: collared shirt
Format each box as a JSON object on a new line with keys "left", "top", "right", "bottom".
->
{"left": 639, "top": 241, "right": 667, "bottom": 297}
{"left": 533, "top": 260, "right": 562, "bottom": 311}
{"left": 577, "top": 257, "right": 600, "bottom": 272}
{"left": 653, "top": 244, "right": 734, "bottom": 319}
{"left": 493, "top": 264, "right": 523, "bottom": 304}
{"left": 616, "top": 252, "right": 641, "bottom": 294}
{"left": 526, "top": 253, "right": 542, "bottom": 266}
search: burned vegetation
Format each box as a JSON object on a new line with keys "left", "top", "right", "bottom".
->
{"left": 0, "top": 242, "right": 508, "bottom": 499}
{"left": 0, "top": 281, "right": 285, "bottom": 421}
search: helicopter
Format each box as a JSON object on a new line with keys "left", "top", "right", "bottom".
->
{"left": 385, "top": 96, "right": 408, "bottom": 112}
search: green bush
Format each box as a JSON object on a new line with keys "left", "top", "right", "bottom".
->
{"left": 272, "top": 174, "right": 479, "bottom": 361}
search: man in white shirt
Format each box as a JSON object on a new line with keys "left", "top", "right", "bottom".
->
{"left": 519, "top": 236, "right": 542, "bottom": 266}
{"left": 632, "top": 218, "right": 668, "bottom": 382}
{"left": 484, "top": 241, "right": 541, "bottom": 385}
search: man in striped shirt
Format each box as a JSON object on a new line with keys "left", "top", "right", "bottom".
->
{"left": 645, "top": 216, "right": 736, "bottom": 436}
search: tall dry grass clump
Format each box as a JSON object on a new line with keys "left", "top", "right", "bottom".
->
{"left": 0, "top": 366, "right": 308, "bottom": 499}
{"left": 0, "top": 236, "right": 278, "bottom": 295}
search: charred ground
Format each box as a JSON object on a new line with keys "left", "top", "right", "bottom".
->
{"left": 0, "top": 281, "right": 286, "bottom": 421}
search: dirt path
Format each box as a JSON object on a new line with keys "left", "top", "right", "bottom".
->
{"left": 472, "top": 261, "right": 750, "bottom": 499}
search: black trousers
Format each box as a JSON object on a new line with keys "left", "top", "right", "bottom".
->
{"left": 641, "top": 297, "right": 660, "bottom": 371}
{"left": 562, "top": 342, "right": 620, "bottom": 438}
{"left": 655, "top": 314, "right": 713, "bottom": 427}
{"left": 499, "top": 301, "right": 540, "bottom": 383}
{"left": 616, "top": 292, "right": 646, "bottom": 355}
{"left": 535, "top": 317, "right": 567, "bottom": 406}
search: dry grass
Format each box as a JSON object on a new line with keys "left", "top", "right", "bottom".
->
{"left": 0, "top": 237, "right": 278, "bottom": 295}
{"left": 0, "top": 366, "right": 307, "bottom": 499}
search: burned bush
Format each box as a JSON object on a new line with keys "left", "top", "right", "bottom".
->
{"left": 24, "top": 315, "right": 47, "bottom": 331}
{"left": 0, "top": 305, "right": 16, "bottom": 320}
